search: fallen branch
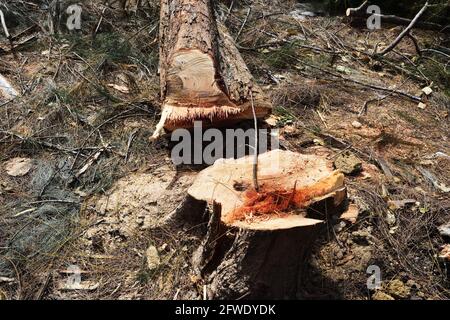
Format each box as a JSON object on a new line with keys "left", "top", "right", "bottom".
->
{"left": 376, "top": 1, "right": 430, "bottom": 56}
{"left": 235, "top": 7, "right": 251, "bottom": 42}
{"left": 407, "top": 32, "right": 422, "bottom": 56}
{"left": 416, "top": 166, "right": 450, "bottom": 193}
{"left": 288, "top": 54, "right": 422, "bottom": 102}
{"left": 312, "top": 131, "right": 394, "bottom": 177}
{"left": 75, "top": 146, "right": 108, "bottom": 179}
{"left": 249, "top": 90, "right": 259, "bottom": 191}
{"left": 125, "top": 128, "right": 139, "bottom": 163}
{"left": 238, "top": 22, "right": 427, "bottom": 84}
{"left": 346, "top": 1, "right": 444, "bottom": 32}
{"left": 0, "top": 9, "right": 16, "bottom": 58}
{"left": 0, "top": 10, "right": 10, "bottom": 39}
{"left": 359, "top": 94, "right": 390, "bottom": 116}
{"left": 0, "top": 130, "right": 81, "bottom": 155}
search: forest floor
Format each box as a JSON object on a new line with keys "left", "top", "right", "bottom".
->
{"left": 0, "top": 0, "right": 449, "bottom": 300}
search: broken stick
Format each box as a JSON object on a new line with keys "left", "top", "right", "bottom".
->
{"left": 0, "top": 9, "right": 17, "bottom": 59}
{"left": 377, "top": 1, "right": 430, "bottom": 56}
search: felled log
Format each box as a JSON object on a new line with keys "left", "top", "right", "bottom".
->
{"left": 152, "top": 0, "right": 271, "bottom": 139}
{"left": 188, "top": 149, "right": 347, "bottom": 299}
{"left": 346, "top": 1, "right": 445, "bottom": 32}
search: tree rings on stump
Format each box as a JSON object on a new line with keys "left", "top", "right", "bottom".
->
{"left": 188, "top": 149, "right": 347, "bottom": 299}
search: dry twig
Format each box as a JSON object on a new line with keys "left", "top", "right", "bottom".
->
{"left": 376, "top": 2, "right": 429, "bottom": 56}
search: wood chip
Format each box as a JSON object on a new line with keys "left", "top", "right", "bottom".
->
{"left": 418, "top": 102, "right": 426, "bottom": 109}
{"left": 422, "top": 86, "right": 433, "bottom": 96}
{"left": 439, "top": 244, "right": 450, "bottom": 262}
{"left": 4, "top": 157, "right": 33, "bottom": 177}
{"left": 340, "top": 203, "right": 359, "bottom": 224}
{"left": 352, "top": 120, "right": 362, "bottom": 129}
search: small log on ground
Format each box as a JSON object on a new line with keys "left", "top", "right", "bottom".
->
{"left": 152, "top": 0, "right": 271, "bottom": 139}
{"left": 188, "top": 149, "right": 347, "bottom": 299}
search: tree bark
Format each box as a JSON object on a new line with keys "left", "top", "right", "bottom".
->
{"left": 153, "top": 0, "right": 271, "bottom": 138}
{"left": 192, "top": 202, "right": 328, "bottom": 299}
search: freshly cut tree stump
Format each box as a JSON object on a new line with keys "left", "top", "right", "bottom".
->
{"left": 188, "top": 149, "right": 347, "bottom": 299}
{"left": 152, "top": 0, "right": 271, "bottom": 138}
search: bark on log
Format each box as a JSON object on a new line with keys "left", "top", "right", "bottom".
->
{"left": 188, "top": 150, "right": 347, "bottom": 299}
{"left": 153, "top": 0, "right": 271, "bottom": 138}
{"left": 346, "top": 1, "right": 445, "bottom": 32}
{"left": 192, "top": 201, "right": 324, "bottom": 299}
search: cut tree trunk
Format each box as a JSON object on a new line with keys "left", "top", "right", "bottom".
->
{"left": 187, "top": 149, "right": 347, "bottom": 299}
{"left": 152, "top": 0, "right": 271, "bottom": 139}
{"left": 192, "top": 201, "right": 324, "bottom": 299}
{"left": 346, "top": 1, "right": 444, "bottom": 31}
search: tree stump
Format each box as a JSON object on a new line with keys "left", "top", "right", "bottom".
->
{"left": 188, "top": 149, "right": 347, "bottom": 299}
